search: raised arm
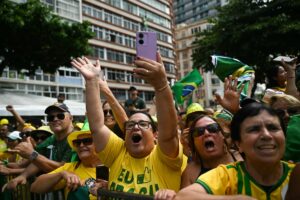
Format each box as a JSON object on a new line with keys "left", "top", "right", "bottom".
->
{"left": 71, "top": 57, "right": 111, "bottom": 152}
{"left": 134, "top": 52, "right": 178, "bottom": 158}
{"left": 99, "top": 76, "right": 128, "bottom": 132}
{"left": 281, "top": 59, "right": 300, "bottom": 100}
{"left": 215, "top": 76, "right": 244, "bottom": 114}
{"left": 6, "top": 105, "right": 26, "bottom": 130}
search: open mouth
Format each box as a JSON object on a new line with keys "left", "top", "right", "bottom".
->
{"left": 132, "top": 134, "right": 142, "bottom": 143}
{"left": 204, "top": 140, "right": 215, "bottom": 150}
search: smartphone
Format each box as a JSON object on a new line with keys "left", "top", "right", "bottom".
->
{"left": 96, "top": 165, "right": 109, "bottom": 181}
{"left": 273, "top": 56, "right": 296, "bottom": 63}
{"left": 136, "top": 31, "right": 157, "bottom": 61}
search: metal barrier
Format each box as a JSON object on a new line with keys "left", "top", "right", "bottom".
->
{"left": 97, "top": 188, "right": 154, "bottom": 200}
{"left": 0, "top": 174, "right": 64, "bottom": 200}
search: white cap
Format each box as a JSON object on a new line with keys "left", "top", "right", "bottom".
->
{"left": 7, "top": 131, "right": 21, "bottom": 140}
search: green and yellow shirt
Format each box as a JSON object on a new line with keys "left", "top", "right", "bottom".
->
{"left": 196, "top": 161, "right": 294, "bottom": 200}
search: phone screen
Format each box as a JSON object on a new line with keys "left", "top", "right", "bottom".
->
{"left": 136, "top": 31, "right": 157, "bottom": 61}
{"left": 96, "top": 165, "right": 109, "bottom": 181}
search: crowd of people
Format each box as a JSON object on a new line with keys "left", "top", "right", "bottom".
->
{"left": 0, "top": 53, "right": 299, "bottom": 200}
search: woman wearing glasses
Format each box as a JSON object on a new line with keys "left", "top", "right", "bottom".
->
{"left": 71, "top": 53, "right": 184, "bottom": 196}
{"left": 180, "top": 115, "right": 241, "bottom": 188}
{"left": 175, "top": 103, "right": 294, "bottom": 200}
{"left": 30, "top": 129, "right": 101, "bottom": 200}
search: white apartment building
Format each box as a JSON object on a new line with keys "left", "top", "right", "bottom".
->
{"left": 175, "top": 20, "right": 223, "bottom": 108}
{"left": 0, "top": 0, "right": 176, "bottom": 104}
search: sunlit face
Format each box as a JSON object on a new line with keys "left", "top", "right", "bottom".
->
{"left": 124, "top": 113, "right": 156, "bottom": 158}
{"left": 103, "top": 103, "right": 115, "bottom": 128}
{"left": 47, "top": 110, "right": 72, "bottom": 134}
{"left": 193, "top": 117, "right": 225, "bottom": 160}
{"left": 74, "top": 134, "right": 96, "bottom": 160}
{"left": 236, "top": 111, "right": 285, "bottom": 165}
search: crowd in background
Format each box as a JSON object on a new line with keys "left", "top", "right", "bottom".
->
{"left": 0, "top": 53, "right": 299, "bottom": 200}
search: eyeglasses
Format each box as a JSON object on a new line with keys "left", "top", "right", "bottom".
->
{"left": 47, "top": 113, "right": 65, "bottom": 122}
{"left": 103, "top": 109, "right": 113, "bottom": 116}
{"left": 72, "top": 138, "right": 93, "bottom": 148}
{"left": 275, "top": 107, "right": 300, "bottom": 118}
{"left": 20, "top": 131, "right": 31, "bottom": 139}
{"left": 124, "top": 120, "right": 151, "bottom": 130}
{"left": 193, "top": 123, "right": 220, "bottom": 137}
{"left": 31, "top": 134, "right": 49, "bottom": 141}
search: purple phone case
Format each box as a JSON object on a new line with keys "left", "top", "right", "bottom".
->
{"left": 136, "top": 32, "right": 157, "bottom": 61}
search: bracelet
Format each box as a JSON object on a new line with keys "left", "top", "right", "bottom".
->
{"left": 156, "top": 84, "right": 169, "bottom": 92}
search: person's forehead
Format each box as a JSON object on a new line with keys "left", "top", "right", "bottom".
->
{"left": 129, "top": 113, "right": 150, "bottom": 121}
{"left": 0, "top": 125, "right": 8, "bottom": 130}
{"left": 195, "top": 116, "right": 215, "bottom": 126}
{"left": 103, "top": 103, "right": 111, "bottom": 110}
{"left": 77, "top": 134, "right": 91, "bottom": 139}
{"left": 48, "top": 109, "right": 65, "bottom": 115}
{"left": 241, "top": 110, "right": 280, "bottom": 126}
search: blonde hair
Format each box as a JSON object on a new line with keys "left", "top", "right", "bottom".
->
{"left": 269, "top": 94, "right": 300, "bottom": 107}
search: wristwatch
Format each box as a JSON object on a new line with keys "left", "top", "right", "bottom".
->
{"left": 29, "top": 151, "right": 39, "bottom": 161}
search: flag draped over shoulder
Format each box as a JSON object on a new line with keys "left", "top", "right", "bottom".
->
{"left": 172, "top": 68, "right": 203, "bottom": 105}
{"left": 211, "top": 55, "right": 255, "bottom": 100}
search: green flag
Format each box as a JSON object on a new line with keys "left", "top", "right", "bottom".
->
{"left": 81, "top": 117, "right": 90, "bottom": 131}
{"left": 211, "top": 55, "right": 255, "bottom": 100}
{"left": 171, "top": 68, "right": 203, "bottom": 105}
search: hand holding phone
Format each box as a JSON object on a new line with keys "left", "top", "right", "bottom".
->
{"left": 136, "top": 31, "right": 157, "bottom": 61}
{"left": 273, "top": 56, "right": 296, "bottom": 63}
{"left": 96, "top": 165, "right": 109, "bottom": 181}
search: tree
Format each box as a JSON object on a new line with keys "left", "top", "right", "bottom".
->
{"left": 0, "top": 0, "right": 93, "bottom": 74}
{"left": 192, "top": 0, "right": 300, "bottom": 83}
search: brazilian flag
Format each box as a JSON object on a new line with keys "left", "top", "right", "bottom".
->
{"left": 172, "top": 68, "right": 203, "bottom": 105}
{"left": 211, "top": 55, "right": 255, "bottom": 100}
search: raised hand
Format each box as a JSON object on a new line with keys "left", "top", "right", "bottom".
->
{"left": 14, "top": 137, "right": 35, "bottom": 159}
{"left": 134, "top": 52, "right": 168, "bottom": 91}
{"left": 215, "top": 75, "right": 244, "bottom": 114}
{"left": 71, "top": 57, "right": 101, "bottom": 80}
{"left": 6, "top": 105, "right": 14, "bottom": 112}
{"left": 98, "top": 75, "right": 109, "bottom": 92}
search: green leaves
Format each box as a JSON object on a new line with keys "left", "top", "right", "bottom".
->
{"left": 192, "top": 0, "right": 300, "bottom": 83}
{"left": 0, "top": 0, "right": 93, "bottom": 74}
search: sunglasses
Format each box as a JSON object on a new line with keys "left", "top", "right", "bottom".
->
{"left": 124, "top": 120, "right": 151, "bottom": 130}
{"left": 47, "top": 113, "right": 65, "bottom": 122}
{"left": 31, "top": 134, "right": 49, "bottom": 141}
{"left": 103, "top": 109, "right": 113, "bottom": 116}
{"left": 72, "top": 138, "right": 93, "bottom": 148}
{"left": 193, "top": 123, "right": 220, "bottom": 137}
{"left": 20, "top": 131, "right": 31, "bottom": 138}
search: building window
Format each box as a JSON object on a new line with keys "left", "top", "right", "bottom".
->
{"left": 111, "top": 88, "right": 126, "bottom": 100}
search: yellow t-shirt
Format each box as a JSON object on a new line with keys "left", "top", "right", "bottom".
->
{"left": 49, "top": 162, "right": 96, "bottom": 200}
{"left": 0, "top": 139, "right": 7, "bottom": 152}
{"left": 98, "top": 133, "right": 184, "bottom": 195}
{"left": 196, "top": 161, "right": 295, "bottom": 200}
